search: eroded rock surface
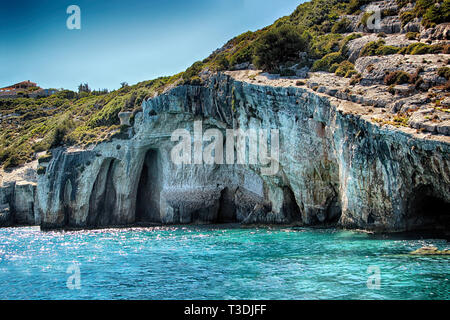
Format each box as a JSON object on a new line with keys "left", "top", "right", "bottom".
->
{"left": 4, "top": 73, "right": 441, "bottom": 234}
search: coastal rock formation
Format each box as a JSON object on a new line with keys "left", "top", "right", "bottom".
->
{"left": 0, "top": 163, "right": 38, "bottom": 226}
{"left": 1, "top": 73, "right": 446, "bottom": 233}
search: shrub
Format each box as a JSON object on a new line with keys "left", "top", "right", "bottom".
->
{"left": 350, "top": 73, "right": 362, "bottom": 85}
{"left": 384, "top": 71, "right": 411, "bottom": 85}
{"left": 49, "top": 119, "right": 75, "bottom": 148}
{"left": 182, "top": 61, "right": 204, "bottom": 82}
{"left": 438, "top": 67, "right": 450, "bottom": 80}
{"left": 398, "top": 42, "right": 445, "bottom": 55}
{"left": 334, "top": 61, "right": 356, "bottom": 78}
{"left": 359, "top": 40, "right": 400, "bottom": 57}
{"left": 331, "top": 18, "right": 350, "bottom": 33}
{"left": 3, "top": 154, "right": 19, "bottom": 170}
{"left": 423, "top": 1, "right": 450, "bottom": 28}
{"left": 253, "top": 25, "right": 307, "bottom": 72}
{"left": 229, "top": 44, "right": 254, "bottom": 66}
{"left": 400, "top": 10, "right": 416, "bottom": 26}
{"left": 347, "top": 0, "right": 372, "bottom": 14}
{"left": 309, "top": 33, "right": 343, "bottom": 59}
{"left": 312, "top": 52, "right": 344, "bottom": 72}
{"left": 213, "top": 55, "right": 230, "bottom": 71}
{"left": 406, "top": 32, "right": 419, "bottom": 40}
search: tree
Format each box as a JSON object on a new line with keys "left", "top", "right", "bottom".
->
{"left": 253, "top": 25, "right": 307, "bottom": 73}
{"left": 120, "top": 82, "right": 129, "bottom": 88}
{"left": 78, "top": 83, "right": 91, "bottom": 94}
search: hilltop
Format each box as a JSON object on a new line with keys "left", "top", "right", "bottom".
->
{"left": 1, "top": 0, "right": 449, "bottom": 169}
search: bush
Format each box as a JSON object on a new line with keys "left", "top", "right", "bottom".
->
{"left": 182, "top": 61, "right": 204, "bottom": 81}
{"left": 334, "top": 61, "right": 356, "bottom": 78}
{"left": 400, "top": 10, "right": 416, "bottom": 26}
{"left": 309, "top": 33, "right": 343, "bottom": 59}
{"left": 229, "top": 44, "right": 254, "bottom": 66}
{"left": 384, "top": 71, "right": 412, "bottom": 85}
{"left": 423, "top": 1, "right": 450, "bottom": 28}
{"left": 49, "top": 119, "right": 75, "bottom": 148}
{"left": 406, "top": 32, "right": 419, "bottom": 40}
{"left": 213, "top": 55, "right": 230, "bottom": 71}
{"left": 359, "top": 40, "right": 400, "bottom": 57}
{"left": 331, "top": 18, "right": 350, "bottom": 33}
{"left": 399, "top": 0, "right": 448, "bottom": 28}
{"left": 398, "top": 42, "right": 445, "bottom": 55}
{"left": 312, "top": 52, "right": 344, "bottom": 72}
{"left": 438, "top": 67, "right": 450, "bottom": 80}
{"left": 347, "top": 0, "right": 372, "bottom": 14}
{"left": 253, "top": 25, "right": 307, "bottom": 72}
{"left": 3, "top": 154, "right": 19, "bottom": 170}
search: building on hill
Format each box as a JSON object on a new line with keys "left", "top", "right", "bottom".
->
{"left": 0, "top": 80, "right": 57, "bottom": 98}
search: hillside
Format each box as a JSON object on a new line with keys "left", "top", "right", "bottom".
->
{"left": 1, "top": 0, "right": 449, "bottom": 169}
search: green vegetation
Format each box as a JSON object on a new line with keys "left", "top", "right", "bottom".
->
{"left": 0, "top": 77, "right": 174, "bottom": 168}
{"left": 332, "top": 61, "right": 357, "bottom": 78}
{"left": 438, "top": 67, "right": 450, "bottom": 80}
{"left": 384, "top": 67, "right": 424, "bottom": 90}
{"left": 359, "top": 40, "right": 400, "bottom": 57}
{"left": 359, "top": 41, "right": 449, "bottom": 57}
{"left": 406, "top": 32, "right": 419, "bottom": 40}
{"left": 331, "top": 18, "right": 350, "bottom": 33}
{"left": 2, "top": 0, "right": 449, "bottom": 169}
{"left": 253, "top": 25, "right": 307, "bottom": 72}
{"left": 398, "top": 42, "right": 449, "bottom": 55}
{"left": 347, "top": 0, "right": 372, "bottom": 14}
{"left": 384, "top": 71, "right": 411, "bottom": 86}
{"left": 399, "top": 0, "right": 449, "bottom": 28}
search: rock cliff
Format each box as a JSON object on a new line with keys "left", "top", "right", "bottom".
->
{"left": 2, "top": 73, "right": 448, "bottom": 234}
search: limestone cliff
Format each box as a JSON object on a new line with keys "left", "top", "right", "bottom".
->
{"left": 2, "top": 73, "right": 448, "bottom": 234}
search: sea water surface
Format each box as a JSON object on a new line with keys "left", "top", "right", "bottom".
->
{"left": 0, "top": 225, "right": 448, "bottom": 300}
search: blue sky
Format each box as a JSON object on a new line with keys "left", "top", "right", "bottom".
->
{"left": 0, "top": 0, "right": 304, "bottom": 91}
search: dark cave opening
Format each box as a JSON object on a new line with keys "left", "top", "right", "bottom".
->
{"left": 217, "top": 187, "right": 237, "bottom": 223}
{"left": 282, "top": 186, "right": 302, "bottom": 223}
{"left": 407, "top": 186, "right": 450, "bottom": 237}
{"left": 87, "top": 159, "right": 119, "bottom": 227}
{"left": 135, "top": 149, "right": 161, "bottom": 223}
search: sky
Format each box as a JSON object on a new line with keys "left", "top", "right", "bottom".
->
{"left": 0, "top": 0, "right": 304, "bottom": 91}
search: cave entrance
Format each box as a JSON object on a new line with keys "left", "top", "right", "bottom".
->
{"left": 135, "top": 149, "right": 162, "bottom": 223}
{"left": 87, "top": 158, "right": 122, "bottom": 227}
{"left": 407, "top": 186, "right": 450, "bottom": 238}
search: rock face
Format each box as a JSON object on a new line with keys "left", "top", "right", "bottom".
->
{"left": 2, "top": 74, "right": 450, "bottom": 233}
{"left": 0, "top": 163, "right": 38, "bottom": 226}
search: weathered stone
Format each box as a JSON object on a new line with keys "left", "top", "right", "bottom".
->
{"left": 23, "top": 73, "right": 447, "bottom": 233}
{"left": 118, "top": 112, "right": 132, "bottom": 126}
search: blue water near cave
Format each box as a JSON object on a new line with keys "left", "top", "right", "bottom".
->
{"left": 0, "top": 226, "right": 448, "bottom": 300}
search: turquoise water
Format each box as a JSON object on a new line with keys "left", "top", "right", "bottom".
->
{"left": 0, "top": 226, "right": 448, "bottom": 300}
